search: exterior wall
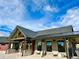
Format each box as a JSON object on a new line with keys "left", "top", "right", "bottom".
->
{"left": 52, "top": 39, "right": 58, "bottom": 51}
{"left": 35, "top": 39, "right": 58, "bottom": 52}
{"left": 0, "top": 44, "right": 8, "bottom": 51}
{"left": 35, "top": 37, "right": 66, "bottom": 52}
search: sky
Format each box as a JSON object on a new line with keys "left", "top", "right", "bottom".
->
{"left": 0, "top": 0, "right": 79, "bottom": 36}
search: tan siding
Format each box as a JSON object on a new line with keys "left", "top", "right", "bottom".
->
{"left": 52, "top": 39, "right": 58, "bottom": 51}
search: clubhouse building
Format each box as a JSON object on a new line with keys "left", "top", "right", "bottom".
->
{"left": 6, "top": 25, "right": 79, "bottom": 58}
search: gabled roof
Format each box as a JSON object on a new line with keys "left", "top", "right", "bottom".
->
{"left": 9, "top": 25, "right": 74, "bottom": 39}
{"left": 17, "top": 26, "right": 37, "bottom": 38}
{"left": 0, "top": 37, "right": 8, "bottom": 43}
{"left": 9, "top": 25, "right": 37, "bottom": 39}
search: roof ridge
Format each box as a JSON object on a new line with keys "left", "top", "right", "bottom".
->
{"left": 17, "top": 25, "right": 36, "bottom": 33}
{"left": 36, "top": 25, "right": 73, "bottom": 32}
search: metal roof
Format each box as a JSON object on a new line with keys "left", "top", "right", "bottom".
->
{"left": 35, "top": 25, "right": 73, "bottom": 37}
{"left": 17, "top": 26, "right": 37, "bottom": 38}
{"left": 0, "top": 37, "right": 8, "bottom": 43}
{"left": 51, "top": 31, "right": 79, "bottom": 37}
{"left": 34, "top": 31, "right": 79, "bottom": 39}
{"left": 9, "top": 25, "right": 75, "bottom": 39}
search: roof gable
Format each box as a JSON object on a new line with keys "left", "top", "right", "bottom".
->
{"left": 9, "top": 25, "right": 37, "bottom": 39}
{"left": 9, "top": 26, "right": 25, "bottom": 39}
{"left": 17, "top": 26, "right": 37, "bottom": 38}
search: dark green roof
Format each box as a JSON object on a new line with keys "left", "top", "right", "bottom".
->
{"left": 17, "top": 26, "right": 37, "bottom": 38}
{"left": 35, "top": 31, "right": 79, "bottom": 39}
{"left": 36, "top": 26, "right": 73, "bottom": 37}
{"left": 0, "top": 37, "right": 8, "bottom": 43}
{"left": 9, "top": 25, "right": 74, "bottom": 39}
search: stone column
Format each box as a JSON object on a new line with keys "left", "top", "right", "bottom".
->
{"left": 11, "top": 43, "right": 13, "bottom": 49}
{"left": 41, "top": 40, "right": 46, "bottom": 57}
{"left": 69, "top": 41, "right": 74, "bottom": 58}
{"left": 19, "top": 42, "right": 22, "bottom": 53}
{"left": 65, "top": 39, "right": 70, "bottom": 59}
{"left": 21, "top": 41, "right": 27, "bottom": 56}
{"left": 65, "top": 38, "right": 73, "bottom": 59}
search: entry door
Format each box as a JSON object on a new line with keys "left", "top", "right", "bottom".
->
{"left": 14, "top": 42, "right": 19, "bottom": 51}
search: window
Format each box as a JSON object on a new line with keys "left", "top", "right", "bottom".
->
{"left": 46, "top": 41, "right": 52, "bottom": 52}
{"left": 37, "top": 41, "right": 42, "bottom": 51}
{"left": 57, "top": 41, "right": 65, "bottom": 52}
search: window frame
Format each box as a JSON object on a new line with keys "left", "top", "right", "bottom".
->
{"left": 37, "top": 41, "right": 42, "bottom": 51}
{"left": 46, "top": 41, "right": 52, "bottom": 52}
{"left": 57, "top": 40, "right": 65, "bottom": 52}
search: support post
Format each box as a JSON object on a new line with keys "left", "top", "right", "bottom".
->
{"left": 65, "top": 37, "right": 73, "bottom": 59}
{"left": 65, "top": 38, "right": 70, "bottom": 59}
{"left": 41, "top": 40, "right": 46, "bottom": 57}
{"left": 21, "top": 40, "right": 26, "bottom": 56}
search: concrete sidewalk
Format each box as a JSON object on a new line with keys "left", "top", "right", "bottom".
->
{"left": 0, "top": 51, "right": 21, "bottom": 59}
{"left": 0, "top": 51, "right": 67, "bottom": 59}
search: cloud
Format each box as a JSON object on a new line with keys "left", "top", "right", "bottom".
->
{"left": 43, "top": 5, "right": 58, "bottom": 13}
{"left": 0, "top": 32, "right": 5, "bottom": 36}
{"left": 0, "top": 0, "right": 24, "bottom": 36}
{"left": 0, "top": 31, "right": 9, "bottom": 36}
{"left": 60, "top": 7, "right": 79, "bottom": 31}
{"left": 40, "top": 7, "right": 79, "bottom": 31}
{"left": 0, "top": 0, "right": 24, "bottom": 25}
{"left": 0, "top": 0, "right": 79, "bottom": 37}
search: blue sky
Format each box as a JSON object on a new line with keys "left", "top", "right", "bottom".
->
{"left": 0, "top": 0, "right": 79, "bottom": 36}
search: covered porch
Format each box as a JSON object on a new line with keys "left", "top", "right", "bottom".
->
{"left": 6, "top": 26, "right": 35, "bottom": 56}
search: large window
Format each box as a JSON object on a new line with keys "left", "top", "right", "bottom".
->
{"left": 46, "top": 41, "right": 52, "bottom": 52}
{"left": 37, "top": 41, "right": 42, "bottom": 51}
{"left": 57, "top": 41, "right": 65, "bottom": 52}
